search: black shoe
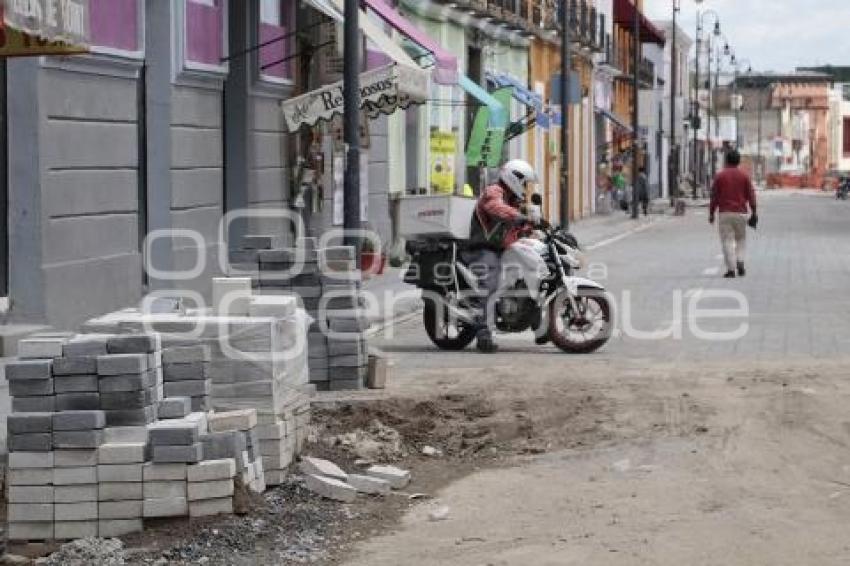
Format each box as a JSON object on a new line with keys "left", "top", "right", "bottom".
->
{"left": 724, "top": 270, "right": 736, "bottom": 279}
{"left": 737, "top": 262, "right": 746, "bottom": 277}
{"left": 535, "top": 332, "right": 550, "bottom": 346}
{"left": 476, "top": 330, "right": 498, "bottom": 353}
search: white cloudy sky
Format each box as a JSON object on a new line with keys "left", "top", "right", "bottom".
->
{"left": 644, "top": 0, "right": 850, "bottom": 72}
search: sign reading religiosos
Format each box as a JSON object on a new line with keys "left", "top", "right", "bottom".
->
{"left": 3, "top": 0, "right": 89, "bottom": 48}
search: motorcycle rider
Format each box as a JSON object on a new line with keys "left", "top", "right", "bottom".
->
{"left": 467, "top": 159, "right": 540, "bottom": 353}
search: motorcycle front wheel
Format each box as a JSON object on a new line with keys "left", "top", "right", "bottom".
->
{"left": 548, "top": 288, "right": 612, "bottom": 354}
{"left": 422, "top": 294, "right": 477, "bottom": 351}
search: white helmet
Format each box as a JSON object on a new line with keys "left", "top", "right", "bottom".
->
{"left": 499, "top": 159, "right": 539, "bottom": 200}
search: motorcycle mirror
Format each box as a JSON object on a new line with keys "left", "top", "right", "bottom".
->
{"left": 530, "top": 193, "right": 543, "bottom": 206}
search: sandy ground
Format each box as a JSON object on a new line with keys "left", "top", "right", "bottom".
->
{"left": 334, "top": 355, "right": 850, "bottom": 566}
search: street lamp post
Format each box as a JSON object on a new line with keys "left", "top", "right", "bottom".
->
{"left": 631, "top": 0, "right": 641, "bottom": 220}
{"left": 693, "top": 2, "right": 721, "bottom": 195}
{"left": 669, "top": 0, "right": 681, "bottom": 205}
{"left": 560, "top": 0, "right": 572, "bottom": 229}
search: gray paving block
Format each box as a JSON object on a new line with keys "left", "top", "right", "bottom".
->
{"left": 19, "top": 336, "right": 67, "bottom": 359}
{"left": 201, "top": 431, "right": 246, "bottom": 461}
{"left": 189, "top": 496, "right": 233, "bottom": 517}
{"left": 7, "top": 521, "right": 54, "bottom": 541}
{"left": 8, "top": 502, "right": 54, "bottom": 522}
{"left": 328, "top": 341, "right": 366, "bottom": 357}
{"left": 8, "top": 451, "right": 54, "bottom": 468}
{"left": 98, "top": 442, "right": 146, "bottom": 464}
{"left": 7, "top": 413, "right": 53, "bottom": 434}
{"left": 148, "top": 423, "right": 200, "bottom": 446}
{"left": 99, "top": 500, "right": 143, "bottom": 520}
{"left": 54, "top": 373, "right": 99, "bottom": 393}
{"left": 164, "top": 379, "right": 211, "bottom": 398}
{"left": 152, "top": 442, "right": 203, "bottom": 463}
{"left": 54, "top": 449, "right": 98, "bottom": 467}
{"left": 258, "top": 248, "right": 297, "bottom": 263}
{"left": 158, "top": 397, "right": 191, "bottom": 419}
{"left": 97, "top": 353, "right": 149, "bottom": 376}
{"left": 100, "top": 389, "right": 155, "bottom": 410}
{"left": 329, "top": 354, "right": 369, "bottom": 368}
{"left": 8, "top": 468, "right": 53, "bottom": 486}
{"left": 53, "top": 466, "right": 97, "bottom": 485}
{"left": 53, "top": 430, "right": 104, "bottom": 449}
{"left": 143, "top": 496, "right": 188, "bottom": 518}
{"left": 52, "top": 356, "right": 97, "bottom": 376}
{"left": 98, "top": 463, "right": 143, "bottom": 482}
{"left": 12, "top": 396, "right": 56, "bottom": 413}
{"left": 53, "top": 410, "right": 106, "bottom": 431}
{"left": 163, "top": 362, "right": 206, "bottom": 382}
{"left": 104, "top": 426, "right": 148, "bottom": 444}
{"left": 162, "top": 345, "right": 210, "bottom": 365}
{"left": 107, "top": 334, "right": 160, "bottom": 354}
{"left": 6, "top": 360, "right": 53, "bottom": 380}
{"left": 143, "top": 462, "right": 187, "bottom": 481}
{"left": 329, "top": 365, "right": 367, "bottom": 381}
{"left": 8, "top": 485, "right": 54, "bottom": 504}
{"left": 143, "top": 480, "right": 187, "bottom": 499}
{"left": 54, "top": 484, "right": 98, "bottom": 503}
{"left": 9, "top": 377, "right": 54, "bottom": 397}
{"left": 56, "top": 501, "right": 98, "bottom": 521}
{"left": 55, "top": 392, "right": 101, "bottom": 411}
{"left": 63, "top": 336, "right": 109, "bottom": 357}
{"left": 98, "top": 481, "right": 143, "bottom": 501}
{"left": 328, "top": 378, "right": 364, "bottom": 391}
{"left": 104, "top": 407, "right": 156, "bottom": 427}
{"left": 8, "top": 433, "right": 52, "bottom": 452}
{"left": 98, "top": 370, "right": 155, "bottom": 393}
{"left": 187, "top": 478, "right": 234, "bottom": 501}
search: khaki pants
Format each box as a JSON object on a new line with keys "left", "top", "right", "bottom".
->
{"left": 719, "top": 213, "right": 748, "bottom": 271}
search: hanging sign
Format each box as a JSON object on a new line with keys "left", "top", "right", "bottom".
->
{"left": 2, "top": 0, "right": 89, "bottom": 49}
{"left": 281, "top": 63, "right": 428, "bottom": 133}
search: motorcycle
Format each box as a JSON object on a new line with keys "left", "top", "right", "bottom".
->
{"left": 404, "top": 226, "right": 612, "bottom": 354}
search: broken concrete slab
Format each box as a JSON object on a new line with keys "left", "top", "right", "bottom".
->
{"left": 366, "top": 465, "right": 411, "bottom": 489}
{"left": 304, "top": 474, "right": 356, "bottom": 503}
{"left": 299, "top": 456, "right": 348, "bottom": 482}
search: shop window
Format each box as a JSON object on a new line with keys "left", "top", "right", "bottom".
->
{"left": 258, "top": 0, "right": 294, "bottom": 82}
{"left": 89, "top": 0, "right": 143, "bottom": 57}
{"left": 185, "top": 0, "right": 226, "bottom": 70}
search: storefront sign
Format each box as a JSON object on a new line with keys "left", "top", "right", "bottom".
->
{"left": 429, "top": 131, "right": 456, "bottom": 194}
{"left": 0, "top": 19, "right": 86, "bottom": 56}
{"left": 2, "top": 0, "right": 89, "bottom": 48}
{"left": 281, "top": 63, "right": 428, "bottom": 133}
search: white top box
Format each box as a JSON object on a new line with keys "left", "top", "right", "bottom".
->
{"left": 398, "top": 195, "right": 476, "bottom": 240}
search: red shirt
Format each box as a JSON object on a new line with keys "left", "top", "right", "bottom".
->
{"left": 710, "top": 167, "right": 757, "bottom": 215}
{"left": 476, "top": 185, "right": 533, "bottom": 249}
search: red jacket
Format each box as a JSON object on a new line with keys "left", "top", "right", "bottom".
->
{"left": 474, "top": 184, "right": 533, "bottom": 249}
{"left": 711, "top": 167, "right": 757, "bottom": 215}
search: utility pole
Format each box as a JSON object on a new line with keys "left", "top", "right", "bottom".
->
{"left": 757, "top": 84, "right": 764, "bottom": 185}
{"left": 560, "top": 0, "right": 572, "bottom": 229}
{"left": 706, "top": 34, "right": 713, "bottom": 184}
{"left": 343, "top": 0, "right": 361, "bottom": 247}
{"left": 631, "top": 0, "right": 640, "bottom": 220}
{"left": 692, "top": 26, "right": 700, "bottom": 197}
{"left": 669, "top": 0, "right": 680, "bottom": 204}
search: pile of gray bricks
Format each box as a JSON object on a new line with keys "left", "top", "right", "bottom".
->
{"left": 207, "top": 409, "right": 265, "bottom": 494}
{"left": 233, "top": 235, "right": 371, "bottom": 391}
{"left": 97, "top": 334, "right": 163, "bottom": 426}
{"left": 162, "top": 345, "right": 211, "bottom": 413}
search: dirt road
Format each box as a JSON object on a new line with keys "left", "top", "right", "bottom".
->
{"left": 338, "top": 356, "right": 850, "bottom": 566}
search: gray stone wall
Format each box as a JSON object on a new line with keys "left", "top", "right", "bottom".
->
{"left": 39, "top": 65, "right": 143, "bottom": 329}
{"left": 170, "top": 85, "right": 225, "bottom": 300}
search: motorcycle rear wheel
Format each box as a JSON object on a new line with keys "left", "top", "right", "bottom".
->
{"left": 548, "top": 288, "right": 612, "bottom": 354}
{"left": 423, "top": 294, "right": 477, "bottom": 351}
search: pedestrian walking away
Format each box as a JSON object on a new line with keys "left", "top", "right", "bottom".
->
{"left": 709, "top": 149, "right": 758, "bottom": 278}
{"left": 635, "top": 166, "right": 650, "bottom": 216}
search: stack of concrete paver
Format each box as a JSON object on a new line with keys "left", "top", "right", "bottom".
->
{"left": 207, "top": 409, "right": 265, "bottom": 493}
{"left": 233, "top": 236, "right": 370, "bottom": 391}
{"left": 98, "top": 426, "right": 149, "bottom": 538}
{"left": 97, "top": 334, "right": 163, "bottom": 427}
{"left": 162, "top": 344, "right": 211, "bottom": 412}
{"left": 187, "top": 458, "right": 238, "bottom": 517}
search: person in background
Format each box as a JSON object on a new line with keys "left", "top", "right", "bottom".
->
{"left": 709, "top": 149, "right": 758, "bottom": 278}
{"left": 612, "top": 168, "right": 627, "bottom": 211}
{"left": 635, "top": 165, "right": 650, "bottom": 216}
